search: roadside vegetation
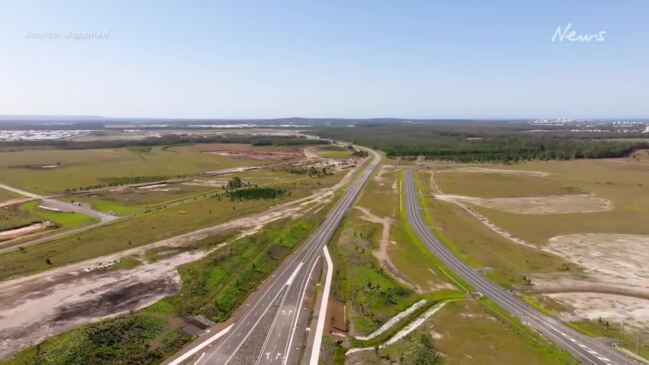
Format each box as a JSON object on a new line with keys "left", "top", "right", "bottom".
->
{"left": 0, "top": 209, "right": 329, "bottom": 365}
{"left": 0, "top": 134, "right": 328, "bottom": 151}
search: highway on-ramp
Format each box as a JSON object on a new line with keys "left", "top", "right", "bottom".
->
{"left": 403, "top": 169, "right": 638, "bottom": 365}
{"left": 179, "top": 149, "right": 380, "bottom": 365}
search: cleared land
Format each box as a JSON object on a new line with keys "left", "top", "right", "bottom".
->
{"left": 0, "top": 143, "right": 304, "bottom": 194}
{"left": 421, "top": 155, "right": 649, "bottom": 357}
{"left": 0, "top": 169, "right": 344, "bottom": 281}
{"left": 416, "top": 170, "right": 578, "bottom": 288}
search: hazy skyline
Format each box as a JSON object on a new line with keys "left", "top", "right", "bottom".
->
{"left": 1, "top": 0, "right": 648, "bottom": 119}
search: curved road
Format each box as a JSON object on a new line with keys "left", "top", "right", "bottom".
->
{"left": 404, "top": 169, "right": 638, "bottom": 365}
{"left": 189, "top": 149, "right": 380, "bottom": 365}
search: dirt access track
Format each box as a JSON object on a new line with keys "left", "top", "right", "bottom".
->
{"left": 0, "top": 158, "right": 363, "bottom": 359}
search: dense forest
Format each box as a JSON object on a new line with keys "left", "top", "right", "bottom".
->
{"left": 0, "top": 135, "right": 328, "bottom": 151}
{"left": 315, "top": 125, "right": 649, "bottom": 162}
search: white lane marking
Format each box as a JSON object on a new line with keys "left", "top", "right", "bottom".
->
{"left": 286, "top": 262, "right": 304, "bottom": 286}
{"left": 309, "top": 246, "right": 333, "bottom": 365}
{"left": 193, "top": 352, "right": 206, "bottom": 365}
{"left": 168, "top": 324, "right": 233, "bottom": 365}
{"left": 283, "top": 256, "right": 321, "bottom": 365}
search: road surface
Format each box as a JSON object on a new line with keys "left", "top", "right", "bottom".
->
{"left": 403, "top": 169, "right": 638, "bottom": 365}
{"left": 167, "top": 149, "right": 380, "bottom": 365}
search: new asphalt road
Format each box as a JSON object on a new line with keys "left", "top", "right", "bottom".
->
{"left": 191, "top": 149, "right": 381, "bottom": 365}
{"left": 403, "top": 169, "right": 638, "bottom": 365}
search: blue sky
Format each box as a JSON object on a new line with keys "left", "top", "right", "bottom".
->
{"left": 1, "top": 0, "right": 647, "bottom": 119}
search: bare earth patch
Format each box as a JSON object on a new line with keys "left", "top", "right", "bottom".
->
{"left": 374, "top": 164, "right": 397, "bottom": 186}
{"left": 549, "top": 293, "right": 649, "bottom": 331}
{"left": 435, "top": 194, "right": 613, "bottom": 214}
{"left": 540, "top": 234, "right": 649, "bottom": 294}
{"left": 0, "top": 222, "right": 53, "bottom": 242}
{"left": 435, "top": 166, "right": 550, "bottom": 177}
{"left": 428, "top": 169, "right": 649, "bottom": 331}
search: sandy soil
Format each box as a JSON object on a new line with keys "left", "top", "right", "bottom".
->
{"left": 550, "top": 292, "right": 649, "bottom": 331}
{"left": 302, "top": 146, "right": 320, "bottom": 159}
{"left": 0, "top": 250, "right": 203, "bottom": 359}
{"left": 182, "top": 178, "right": 228, "bottom": 188}
{"left": 0, "top": 197, "right": 32, "bottom": 209}
{"left": 435, "top": 166, "right": 550, "bottom": 177}
{"left": 540, "top": 234, "right": 649, "bottom": 293}
{"left": 434, "top": 194, "right": 613, "bottom": 214}
{"left": 0, "top": 159, "right": 361, "bottom": 359}
{"left": 0, "top": 222, "right": 53, "bottom": 242}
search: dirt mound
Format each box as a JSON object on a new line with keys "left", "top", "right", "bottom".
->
{"left": 435, "top": 194, "right": 613, "bottom": 214}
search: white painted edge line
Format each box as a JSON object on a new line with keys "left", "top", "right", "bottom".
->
{"left": 167, "top": 323, "right": 234, "bottom": 365}
{"left": 284, "top": 257, "right": 321, "bottom": 365}
{"left": 309, "top": 246, "right": 334, "bottom": 365}
{"left": 286, "top": 261, "right": 305, "bottom": 286}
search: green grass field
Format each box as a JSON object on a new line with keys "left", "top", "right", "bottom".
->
{"left": 0, "top": 143, "right": 300, "bottom": 194}
{"left": 318, "top": 146, "right": 352, "bottom": 159}
{"left": 0, "top": 205, "right": 40, "bottom": 232}
{"left": 435, "top": 171, "right": 582, "bottom": 198}
{"left": 0, "top": 188, "right": 19, "bottom": 202}
{"left": 434, "top": 159, "right": 649, "bottom": 244}
{"left": 0, "top": 171, "right": 343, "bottom": 281}
{"left": 432, "top": 300, "right": 578, "bottom": 365}
{"left": 19, "top": 201, "right": 96, "bottom": 229}
{"left": 416, "top": 170, "right": 578, "bottom": 288}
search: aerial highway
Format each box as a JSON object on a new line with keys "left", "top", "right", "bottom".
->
{"left": 403, "top": 170, "right": 638, "bottom": 365}
{"left": 173, "top": 148, "right": 381, "bottom": 365}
